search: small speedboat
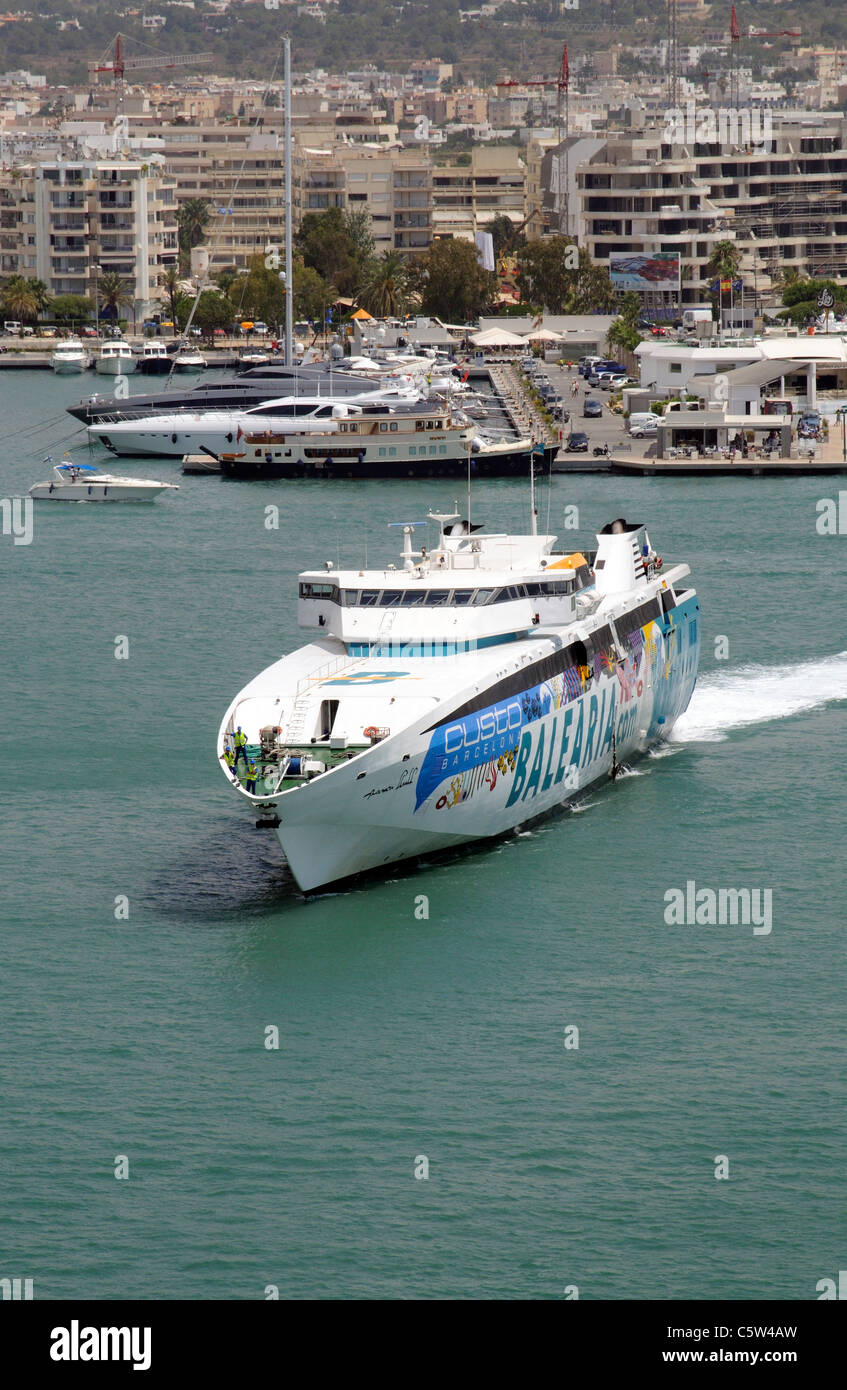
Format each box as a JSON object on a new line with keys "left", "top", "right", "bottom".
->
{"left": 171, "top": 343, "right": 207, "bottom": 373}
{"left": 51, "top": 339, "right": 91, "bottom": 374}
{"left": 29, "top": 457, "right": 179, "bottom": 502}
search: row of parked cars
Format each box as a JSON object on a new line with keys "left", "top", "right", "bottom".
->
{"left": 521, "top": 358, "right": 570, "bottom": 422}
{"left": 579, "top": 356, "right": 637, "bottom": 392}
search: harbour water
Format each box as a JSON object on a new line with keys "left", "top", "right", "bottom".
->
{"left": 2, "top": 371, "right": 846, "bottom": 1299}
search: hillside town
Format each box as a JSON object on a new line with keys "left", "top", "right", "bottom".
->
{"left": 2, "top": 7, "right": 847, "bottom": 465}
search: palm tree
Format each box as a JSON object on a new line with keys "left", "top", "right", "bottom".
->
{"left": 98, "top": 271, "right": 133, "bottom": 327}
{"left": 177, "top": 198, "right": 210, "bottom": 254}
{"left": 160, "top": 264, "right": 181, "bottom": 337}
{"left": 1, "top": 274, "right": 43, "bottom": 325}
{"left": 357, "top": 252, "right": 410, "bottom": 318}
{"left": 705, "top": 239, "right": 741, "bottom": 282}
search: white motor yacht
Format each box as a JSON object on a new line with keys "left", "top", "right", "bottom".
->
{"left": 139, "top": 341, "right": 172, "bottom": 375}
{"left": 95, "top": 340, "right": 137, "bottom": 376}
{"left": 50, "top": 339, "right": 91, "bottom": 374}
{"left": 171, "top": 343, "right": 207, "bottom": 373}
{"left": 29, "top": 457, "right": 178, "bottom": 502}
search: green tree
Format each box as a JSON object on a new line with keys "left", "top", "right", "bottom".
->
{"left": 410, "top": 238, "right": 497, "bottom": 321}
{"left": 343, "top": 207, "right": 375, "bottom": 266}
{"left": 229, "top": 254, "right": 286, "bottom": 327}
{"left": 98, "top": 271, "right": 133, "bottom": 322}
{"left": 705, "top": 239, "right": 741, "bottom": 282}
{"left": 213, "top": 265, "right": 240, "bottom": 297}
{"left": 293, "top": 261, "right": 336, "bottom": 323}
{"left": 517, "top": 238, "right": 615, "bottom": 313}
{"left": 192, "top": 290, "right": 235, "bottom": 340}
{"left": 1, "top": 274, "right": 45, "bottom": 324}
{"left": 778, "top": 277, "right": 847, "bottom": 327}
{"left": 488, "top": 213, "right": 519, "bottom": 260}
{"left": 357, "top": 251, "right": 410, "bottom": 318}
{"left": 177, "top": 197, "right": 210, "bottom": 257}
{"left": 295, "top": 206, "right": 369, "bottom": 296}
{"left": 49, "top": 294, "right": 94, "bottom": 327}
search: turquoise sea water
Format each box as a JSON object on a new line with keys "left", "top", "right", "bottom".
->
{"left": 1, "top": 370, "right": 845, "bottom": 1300}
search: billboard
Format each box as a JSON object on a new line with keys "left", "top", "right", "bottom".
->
{"left": 609, "top": 252, "right": 681, "bottom": 292}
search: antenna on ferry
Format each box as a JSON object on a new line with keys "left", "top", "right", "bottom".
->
{"left": 467, "top": 450, "right": 472, "bottom": 533}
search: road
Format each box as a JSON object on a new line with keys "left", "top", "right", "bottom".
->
{"left": 539, "top": 360, "right": 649, "bottom": 461}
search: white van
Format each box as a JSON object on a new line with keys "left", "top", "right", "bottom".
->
{"left": 3, "top": 320, "right": 21, "bottom": 335}
{"left": 628, "top": 412, "right": 659, "bottom": 436}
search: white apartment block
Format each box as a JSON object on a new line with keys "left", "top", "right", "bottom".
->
{"left": 293, "top": 142, "right": 432, "bottom": 255}
{"left": 149, "top": 124, "right": 287, "bottom": 271}
{"left": 2, "top": 159, "right": 178, "bottom": 320}
{"left": 431, "top": 145, "right": 525, "bottom": 241}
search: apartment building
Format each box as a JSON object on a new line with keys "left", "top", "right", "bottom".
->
{"left": 575, "top": 114, "right": 847, "bottom": 310}
{"left": 1, "top": 158, "right": 178, "bottom": 321}
{"left": 293, "top": 142, "right": 432, "bottom": 255}
{"left": 431, "top": 145, "right": 525, "bottom": 241}
{"left": 146, "top": 123, "right": 286, "bottom": 272}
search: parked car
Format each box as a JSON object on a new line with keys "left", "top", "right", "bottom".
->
{"left": 629, "top": 416, "right": 659, "bottom": 438}
{"left": 554, "top": 406, "right": 570, "bottom": 423}
{"left": 583, "top": 398, "right": 603, "bottom": 418}
{"left": 565, "top": 431, "right": 589, "bottom": 452}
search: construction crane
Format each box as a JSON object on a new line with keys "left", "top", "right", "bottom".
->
{"left": 729, "top": 5, "right": 801, "bottom": 107}
{"left": 91, "top": 34, "right": 214, "bottom": 88}
{"left": 496, "top": 44, "right": 571, "bottom": 235}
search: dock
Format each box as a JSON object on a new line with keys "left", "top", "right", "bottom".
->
{"left": 608, "top": 455, "right": 847, "bottom": 477}
{"left": 182, "top": 453, "right": 221, "bottom": 474}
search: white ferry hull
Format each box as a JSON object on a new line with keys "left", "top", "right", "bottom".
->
{"left": 267, "top": 596, "right": 700, "bottom": 891}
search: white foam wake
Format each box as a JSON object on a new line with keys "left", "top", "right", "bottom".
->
{"left": 670, "top": 652, "right": 847, "bottom": 744}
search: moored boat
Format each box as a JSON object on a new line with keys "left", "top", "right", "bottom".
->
{"left": 51, "top": 338, "right": 91, "bottom": 374}
{"left": 138, "top": 341, "right": 172, "bottom": 375}
{"left": 217, "top": 505, "right": 700, "bottom": 891}
{"left": 29, "top": 457, "right": 179, "bottom": 502}
{"left": 171, "top": 343, "right": 207, "bottom": 373}
{"left": 95, "top": 340, "right": 136, "bottom": 376}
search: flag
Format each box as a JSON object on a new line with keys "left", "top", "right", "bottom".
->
{"left": 474, "top": 230, "right": 495, "bottom": 272}
{"left": 720, "top": 278, "right": 731, "bottom": 292}
{"left": 236, "top": 426, "right": 242, "bottom": 442}
{"left": 216, "top": 206, "right": 232, "bottom": 215}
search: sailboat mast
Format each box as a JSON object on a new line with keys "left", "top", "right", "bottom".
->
{"left": 284, "top": 37, "right": 294, "bottom": 368}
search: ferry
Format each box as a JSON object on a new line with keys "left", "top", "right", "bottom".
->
{"left": 217, "top": 504, "right": 700, "bottom": 892}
